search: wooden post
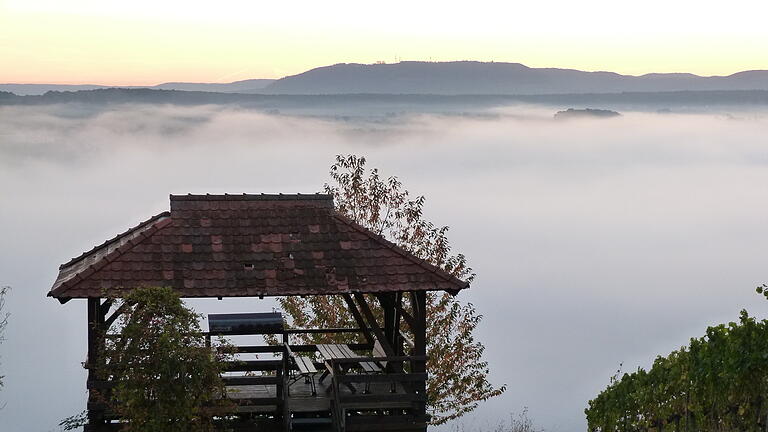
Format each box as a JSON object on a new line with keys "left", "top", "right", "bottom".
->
{"left": 380, "top": 293, "right": 395, "bottom": 347}
{"left": 393, "top": 292, "right": 403, "bottom": 356}
{"left": 375, "top": 293, "right": 402, "bottom": 356}
{"left": 410, "top": 291, "right": 428, "bottom": 426}
{"left": 375, "top": 292, "right": 404, "bottom": 378}
{"left": 281, "top": 330, "right": 291, "bottom": 431}
{"left": 86, "top": 297, "right": 106, "bottom": 426}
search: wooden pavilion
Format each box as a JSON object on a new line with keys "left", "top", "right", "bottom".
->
{"left": 48, "top": 193, "right": 469, "bottom": 432}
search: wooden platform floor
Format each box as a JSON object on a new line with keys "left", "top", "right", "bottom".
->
{"left": 226, "top": 376, "right": 408, "bottom": 413}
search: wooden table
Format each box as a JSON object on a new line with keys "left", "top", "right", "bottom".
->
{"left": 316, "top": 344, "right": 381, "bottom": 393}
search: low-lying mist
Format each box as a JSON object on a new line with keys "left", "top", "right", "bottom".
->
{"left": 1, "top": 104, "right": 767, "bottom": 432}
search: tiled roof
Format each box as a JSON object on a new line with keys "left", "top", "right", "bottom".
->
{"left": 48, "top": 194, "right": 469, "bottom": 301}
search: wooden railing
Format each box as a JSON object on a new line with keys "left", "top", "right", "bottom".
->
{"left": 325, "top": 355, "right": 428, "bottom": 432}
{"left": 89, "top": 327, "right": 420, "bottom": 430}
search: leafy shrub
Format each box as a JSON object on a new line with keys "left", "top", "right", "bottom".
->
{"left": 96, "top": 286, "right": 233, "bottom": 432}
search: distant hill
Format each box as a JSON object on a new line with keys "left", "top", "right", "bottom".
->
{"left": 5, "top": 62, "right": 767, "bottom": 97}
{"left": 0, "top": 79, "right": 275, "bottom": 96}
{"left": 554, "top": 108, "right": 621, "bottom": 119}
{"left": 0, "top": 84, "right": 110, "bottom": 95}
{"left": 263, "top": 61, "right": 768, "bottom": 95}
{"left": 3, "top": 88, "right": 768, "bottom": 117}
{"left": 151, "top": 79, "right": 275, "bottom": 93}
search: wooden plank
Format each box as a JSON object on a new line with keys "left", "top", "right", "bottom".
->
{"left": 328, "top": 355, "right": 427, "bottom": 364}
{"left": 338, "top": 392, "right": 426, "bottom": 404}
{"left": 286, "top": 327, "right": 364, "bottom": 335}
{"left": 358, "top": 361, "right": 380, "bottom": 373}
{"left": 321, "top": 344, "right": 381, "bottom": 373}
{"left": 337, "top": 345, "right": 380, "bottom": 373}
{"left": 229, "top": 345, "right": 283, "bottom": 354}
{"left": 316, "top": 344, "right": 336, "bottom": 360}
{"left": 335, "top": 344, "right": 357, "bottom": 358}
{"left": 346, "top": 414, "right": 429, "bottom": 432}
{"left": 222, "top": 376, "right": 282, "bottom": 385}
{"left": 231, "top": 397, "right": 281, "bottom": 405}
{"left": 346, "top": 421, "right": 427, "bottom": 432}
{"left": 294, "top": 356, "right": 318, "bottom": 374}
{"left": 336, "top": 372, "right": 428, "bottom": 384}
{"left": 221, "top": 359, "right": 282, "bottom": 372}
{"left": 327, "top": 344, "right": 347, "bottom": 359}
{"left": 294, "top": 343, "right": 369, "bottom": 352}
{"left": 346, "top": 415, "right": 429, "bottom": 425}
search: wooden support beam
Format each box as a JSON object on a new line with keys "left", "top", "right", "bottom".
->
{"left": 409, "top": 291, "right": 427, "bottom": 360}
{"left": 375, "top": 293, "right": 394, "bottom": 343}
{"left": 394, "top": 292, "right": 403, "bottom": 356}
{"left": 390, "top": 295, "right": 416, "bottom": 330}
{"left": 103, "top": 302, "right": 129, "bottom": 329}
{"left": 375, "top": 293, "right": 404, "bottom": 380}
{"left": 281, "top": 330, "right": 290, "bottom": 428}
{"left": 99, "top": 299, "right": 113, "bottom": 316}
{"left": 375, "top": 292, "right": 405, "bottom": 358}
{"left": 352, "top": 293, "right": 396, "bottom": 357}
{"left": 341, "top": 294, "right": 375, "bottom": 346}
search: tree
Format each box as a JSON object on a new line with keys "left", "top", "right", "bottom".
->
{"left": 277, "top": 154, "right": 505, "bottom": 424}
{"left": 95, "top": 286, "right": 232, "bottom": 432}
{"left": 756, "top": 283, "right": 768, "bottom": 299}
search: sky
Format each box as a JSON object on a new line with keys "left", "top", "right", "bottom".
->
{"left": 1, "top": 103, "right": 768, "bottom": 431}
{"left": 1, "top": 0, "right": 768, "bottom": 85}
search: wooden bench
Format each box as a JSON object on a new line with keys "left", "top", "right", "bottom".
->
{"left": 285, "top": 344, "right": 318, "bottom": 396}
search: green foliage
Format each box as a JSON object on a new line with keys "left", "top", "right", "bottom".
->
{"left": 96, "top": 286, "right": 232, "bottom": 432}
{"left": 59, "top": 410, "right": 88, "bottom": 431}
{"left": 585, "top": 309, "right": 768, "bottom": 432}
{"left": 756, "top": 283, "right": 768, "bottom": 300}
{"left": 277, "top": 154, "right": 505, "bottom": 425}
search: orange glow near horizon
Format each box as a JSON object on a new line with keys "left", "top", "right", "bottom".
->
{"left": 2, "top": 1, "right": 767, "bottom": 85}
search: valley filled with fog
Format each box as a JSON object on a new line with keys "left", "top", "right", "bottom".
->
{"left": 1, "top": 103, "right": 767, "bottom": 431}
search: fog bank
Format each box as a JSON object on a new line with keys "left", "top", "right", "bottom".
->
{"left": 1, "top": 104, "right": 767, "bottom": 431}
